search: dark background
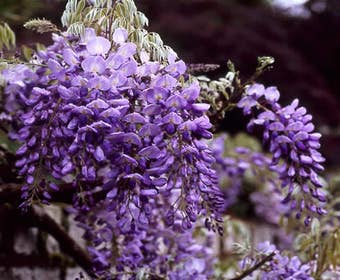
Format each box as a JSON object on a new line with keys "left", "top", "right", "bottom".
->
{"left": 1, "top": 0, "right": 339, "bottom": 165}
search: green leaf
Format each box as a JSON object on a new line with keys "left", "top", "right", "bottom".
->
{"left": 67, "top": 22, "right": 85, "bottom": 36}
{"left": 311, "top": 218, "right": 320, "bottom": 238}
{"left": 0, "top": 22, "right": 16, "bottom": 50}
{"left": 0, "top": 130, "right": 19, "bottom": 154}
{"left": 21, "top": 45, "right": 34, "bottom": 61}
{"left": 36, "top": 43, "right": 46, "bottom": 52}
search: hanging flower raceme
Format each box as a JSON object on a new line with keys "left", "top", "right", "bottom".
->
{"left": 237, "top": 84, "right": 327, "bottom": 225}
{"left": 2, "top": 27, "right": 224, "bottom": 276}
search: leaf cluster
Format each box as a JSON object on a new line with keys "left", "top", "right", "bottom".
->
{"left": 0, "top": 23, "right": 16, "bottom": 51}
{"left": 294, "top": 177, "right": 340, "bottom": 279}
{"left": 61, "top": 0, "right": 175, "bottom": 62}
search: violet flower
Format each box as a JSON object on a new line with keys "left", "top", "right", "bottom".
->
{"left": 237, "top": 84, "right": 327, "bottom": 225}
{"left": 2, "top": 27, "right": 224, "bottom": 275}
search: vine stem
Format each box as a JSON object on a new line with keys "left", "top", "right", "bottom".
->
{"left": 0, "top": 58, "right": 46, "bottom": 67}
{"left": 1, "top": 204, "right": 98, "bottom": 279}
{"left": 228, "top": 252, "right": 276, "bottom": 280}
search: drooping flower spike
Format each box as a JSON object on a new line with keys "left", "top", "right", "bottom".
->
{"left": 238, "top": 84, "right": 327, "bottom": 225}
{"left": 3, "top": 28, "right": 224, "bottom": 276}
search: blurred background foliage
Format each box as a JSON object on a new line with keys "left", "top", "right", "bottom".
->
{"left": 1, "top": 0, "right": 339, "bottom": 165}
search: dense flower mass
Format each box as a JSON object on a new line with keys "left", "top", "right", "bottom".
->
{"left": 2, "top": 28, "right": 224, "bottom": 276}
{"left": 1, "top": 0, "right": 338, "bottom": 278}
{"left": 237, "top": 84, "right": 327, "bottom": 225}
{"left": 240, "top": 241, "right": 314, "bottom": 280}
{"left": 77, "top": 199, "right": 216, "bottom": 278}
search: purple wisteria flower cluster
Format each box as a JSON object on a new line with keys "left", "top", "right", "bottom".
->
{"left": 237, "top": 84, "right": 327, "bottom": 225}
{"left": 78, "top": 199, "right": 216, "bottom": 278}
{"left": 2, "top": 28, "right": 224, "bottom": 276}
{"left": 210, "top": 134, "right": 290, "bottom": 222}
{"left": 210, "top": 134, "right": 293, "bottom": 248}
{"left": 210, "top": 134, "right": 272, "bottom": 209}
{"left": 240, "top": 241, "right": 314, "bottom": 280}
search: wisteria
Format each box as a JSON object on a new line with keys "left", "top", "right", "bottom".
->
{"left": 210, "top": 134, "right": 289, "bottom": 223}
{"left": 74, "top": 199, "right": 216, "bottom": 278}
{"left": 2, "top": 27, "right": 225, "bottom": 276}
{"left": 237, "top": 84, "right": 327, "bottom": 225}
{"left": 210, "top": 134, "right": 294, "bottom": 248}
{"left": 212, "top": 137, "right": 270, "bottom": 203}
{"left": 239, "top": 241, "right": 314, "bottom": 280}
{"left": 0, "top": 0, "right": 338, "bottom": 279}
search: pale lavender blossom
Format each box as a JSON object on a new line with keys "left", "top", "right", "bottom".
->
{"left": 238, "top": 84, "right": 327, "bottom": 224}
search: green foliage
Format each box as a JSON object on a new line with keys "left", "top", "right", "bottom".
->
{"left": 196, "top": 70, "right": 236, "bottom": 120}
{"left": 293, "top": 175, "right": 340, "bottom": 279}
{"left": 21, "top": 45, "right": 34, "bottom": 61}
{"left": 0, "top": 23, "right": 16, "bottom": 50}
{"left": 196, "top": 57, "right": 274, "bottom": 125}
{"left": 0, "top": 130, "right": 19, "bottom": 155}
{"left": 60, "top": 0, "right": 174, "bottom": 62}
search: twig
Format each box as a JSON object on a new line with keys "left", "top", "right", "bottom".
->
{"left": 187, "top": 63, "right": 220, "bottom": 74}
{"left": 228, "top": 252, "right": 276, "bottom": 280}
{"left": 18, "top": 205, "right": 98, "bottom": 279}
{"left": 0, "top": 252, "right": 73, "bottom": 267}
{"left": 0, "top": 58, "right": 46, "bottom": 67}
{"left": 0, "top": 183, "right": 74, "bottom": 205}
{"left": 0, "top": 182, "right": 107, "bottom": 205}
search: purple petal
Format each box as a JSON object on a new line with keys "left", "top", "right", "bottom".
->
{"left": 87, "top": 99, "right": 109, "bottom": 109}
{"left": 123, "top": 113, "right": 146, "bottom": 124}
{"left": 63, "top": 48, "right": 79, "bottom": 65}
{"left": 182, "top": 82, "right": 200, "bottom": 102}
{"left": 247, "top": 83, "right": 265, "bottom": 98}
{"left": 268, "top": 122, "right": 285, "bottom": 131}
{"left": 81, "top": 56, "right": 106, "bottom": 74}
{"left": 94, "top": 146, "right": 105, "bottom": 161}
{"left": 192, "top": 103, "right": 210, "bottom": 112}
{"left": 162, "top": 112, "right": 183, "bottom": 125}
{"left": 140, "top": 188, "right": 158, "bottom": 196}
{"left": 88, "top": 76, "right": 111, "bottom": 91}
{"left": 58, "top": 85, "right": 72, "bottom": 99}
{"left": 139, "top": 124, "right": 162, "bottom": 137}
{"left": 87, "top": 36, "right": 111, "bottom": 55}
{"left": 109, "top": 72, "right": 127, "bottom": 87}
{"left": 293, "top": 131, "right": 309, "bottom": 142}
{"left": 119, "top": 60, "right": 137, "bottom": 76}
{"left": 100, "top": 108, "right": 121, "bottom": 118}
{"left": 153, "top": 74, "right": 177, "bottom": 89}
{"left": 286, "top": 121, "right": 304, "bottom": 131}
{"left": 264, "top": 86, "right": 280, "bottom": 102}
{"left": 112, "top": 28, "right": 128, "bottom": 43}
{"left": 117, "top": 43, "right": 136, "bottom": 58}
{"left": 47, "top": 59, "right": 62, "bottom": 73}
{"left": 106, "top": 53, "right": 125, "bottom": 69}
{"left": 138, "top": 145, "right": 161, "bottom": 159}
{"left": 106, "top": 188, "right": 118, "bottom": 199}
{"left": 165, "top": 94, "right": 187, "bottom": 108}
